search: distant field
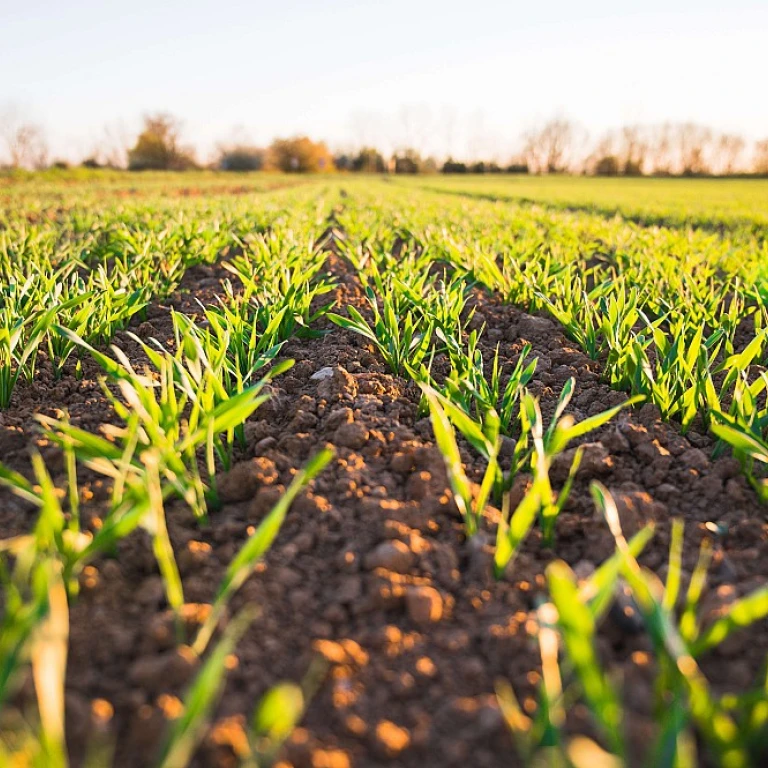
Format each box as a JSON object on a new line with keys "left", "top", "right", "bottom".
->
{"left": 397, "top": 174, "right": 768, "bottom": 231}
{"left": 0, "top": 168, "right": 305, "bottom": 203}
{"left": 5, "top": 170, "right": 767, "bottom": 232}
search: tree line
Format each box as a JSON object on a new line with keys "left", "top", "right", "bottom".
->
{"left": 3, "top": 111, "right": 768, "bottom": 176}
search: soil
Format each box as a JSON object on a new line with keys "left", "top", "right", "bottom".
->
{"left": 0, "top": 231, "right": 766, "bottom": 768}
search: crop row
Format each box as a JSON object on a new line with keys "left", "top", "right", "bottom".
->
{"left": 336, "top": 181, "right": 768, "bottom": 499}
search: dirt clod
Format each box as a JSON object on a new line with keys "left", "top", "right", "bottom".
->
{"left": 405, "top": 585, "right": 445, "bottom": 625}
{"left": 374, "top": 720, "right": 411, "bottom": 758}
{"left": 364, "top": 540, "right": 416, "bottom": 573}
{"left": 334, "top": 421, "right": 369, "bottom": 450}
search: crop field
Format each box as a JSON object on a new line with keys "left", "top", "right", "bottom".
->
{"left": 399, "top": 175, "right": 768, "bottom": 233}
{"left": 0, "top": 171, "right": 767, "bottom": 768}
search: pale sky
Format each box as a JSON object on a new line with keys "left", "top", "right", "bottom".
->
{"left": 1, "top": 0, "right": 766, "bottom": 162}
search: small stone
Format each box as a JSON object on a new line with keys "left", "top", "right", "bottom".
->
{"left": 499, "top": 435, "right": 518, "bottom": 459}
{"left": 135, "top": 576, "right": 164, "bottom": 607}
{"left": 253, "top": 436, "right": 277, "bottom": 454}
{"left": 312, "top": 640, "right": 348, "bottom": 664}
{"left": 603, "top": 427, "right": 630, "bottom": 453}
{"left": 364, "top": 540, "right": 415, "bottom": 573}
{"left": 334, "top": 421, "right": 369, "bottom": 450}
{"left": 552, "top": 442, "right": 610, "bottom": 480}
{"left": 405, "top": 585, "right": 444, "bottom": 625}
{"left": 272, "top": 567, "right": 303, "bottom": 588}
{"left": 474, "top": 700, "right": 504, "bottom": 737}
{"left": 243, "top": 422, "right": 271, "bottom": 449}
{"left": 310, "top": 367, "right": 334, "bottom": 381}
{"left": 621, "top": 423, "right": 653, "bottom": 447}
{"left": 289, "top": 589, "right": 313, "bottom": 611}
{"left": 323, "top": 604, "right": 346, "bottom": 624}
{"left": 655, "top": 483, "right": 680, "bottom": 501}
{"left": 311, "top": 748, "right": 351, "bottom": 768}
{"left": 291, "top": 531, "right": 315, "bottom": 553}
{"left": 725, "top": 478, "right": 746, "bottom": 501}
{"left": 414, "top": 656, "right": 438, "bottom": 678}
{"left": 137, "top": 321, "right": 156, "bottom": 338}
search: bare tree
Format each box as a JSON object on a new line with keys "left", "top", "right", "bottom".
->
{"left": 755, "top": 139, "right": 768, "bottom": 175}
{"left": 523, "top": 118, "right": 576, "bottom": 174}
{"left": 619, "top": 124, "right": 649, "bottom": 175}
{"left": 586, "top": 133, "right": 620, "bottom": 175}
{"left": 0, "top": 104, "right": 48, "bottom": 169}
{"left": 648, "top": 123, "right": 674, "bottom": 174}
{"left": 715, "top": 134, "right": 745, "bottom": 175}
{"left": 677, "top": 123, "right": 713, "bottom": 175}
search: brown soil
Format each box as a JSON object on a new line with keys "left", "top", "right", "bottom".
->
{"left": 1, "top": 248, "right": 766, "bottom": 768}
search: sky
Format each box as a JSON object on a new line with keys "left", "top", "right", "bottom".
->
{"left": 1, "top": 0, "right": 766, "bottom": 162}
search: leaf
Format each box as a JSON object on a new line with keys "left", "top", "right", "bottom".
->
{"left": 691, "top": 585, "right": 768, "bottom": 656}
{"left": 30, "top": 560, "right": 69, "bottom": 768}
{"left": 252, "top": 682, "right": 304, "bottom": 750}
{"left": 420, "top": 385, "right": 475, "bottom": 532}
{"left": 553, "top": 395, "right": 644, "bottom": 454}
{"left": 493, "top": 484, "right": 541, "bottom": 579}
{"left": 580, "top": 525, "right": 655, "bottom": 621}
{"left": 547, "top": 561, "right": 625, "bottom": 757}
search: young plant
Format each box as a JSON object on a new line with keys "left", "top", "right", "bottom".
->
{"left": 51, "top": 326, "right": 289, "bottom": 516}
{"left": 496, "top": 525, "right": 656, "bottom": 766}
{"left": 438, "top": 332, "right": 538, "bottom": 435}
{"left": 710, "top": 410, "right": 768, "bottom": 502}
{"left": 419, "top": 384, "right": 499, "bottom": 538}
{"left": 593, "top": 482, "right": 768, "bottom": 766}
{"left": 494, "top": 380, "right": 642, "bottom": 577}
{"left": 0, "top": 287, "right": 79, "bottom": 408}
{"left": 329, "top": 286, "right": 434, "bottom": 376}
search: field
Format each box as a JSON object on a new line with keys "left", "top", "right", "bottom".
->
{"left": 0, "top": 171, "right": 767, "bottom": 768}
{"left": 399, "top": 174, "right": 768, "bottom": 232}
